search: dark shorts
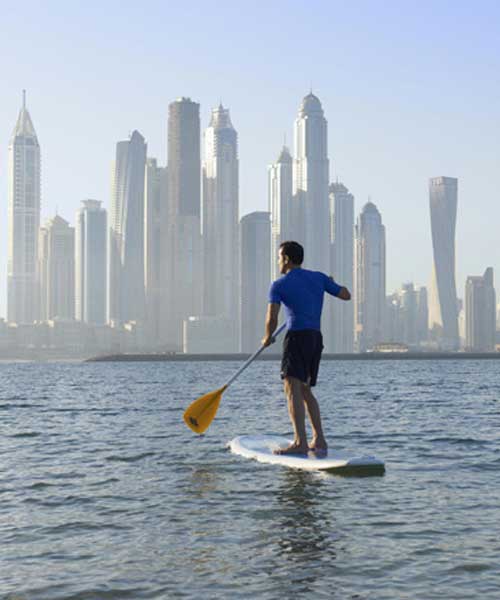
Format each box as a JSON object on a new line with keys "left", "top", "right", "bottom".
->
{"left": 281, "top": 329, "right": 324, "bottom": 387}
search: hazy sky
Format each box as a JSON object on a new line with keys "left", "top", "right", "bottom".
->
{"left": 1, "top": 0, "right": 499, "bottom": 318}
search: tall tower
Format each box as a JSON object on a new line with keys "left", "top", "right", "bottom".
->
{"left": 240, "top": 212, "right": 271, "bottom": 352}
{"left": 293, "top": 92, "right": 330, "bottom": 273}
{"left": 355, "top": 202, "right": 386, "bottom": 352}
{"left": 39, "top": 215, "right": 75, "bottom": 321}
{"left": 269, "top": 145, "right": 293, "bottom": 281}
{"left": 465, "top": 267, "right": 496, "bottom": 351}
{"left": 7, "top": 91, "right": 41, "bottom": 323}
{"left": 202, "top": 104, "right": 239, "bottom": 339}
{"left": 166, "top": 98, "right": 202, "bottom": 349}
{"left": 328, "top": 182, "right": 354, "bottom": 352}
{"left": 75, "top": 200, "right": 107, "bottom": 325}
{"left": 108, "top": 130, "right": 147, "bottom": 325}
{"left": 416, "top": 286, "right": 429, "bottom": 345}
{"left": 144, "top": 158, "right": 168, "bottom": 345}
{"left": 429, "top": 176, "right": 459, "bottom": 350}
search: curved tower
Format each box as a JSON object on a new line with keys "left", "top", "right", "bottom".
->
{"left": 293, "top": 93, "right": 330, "bottom": 272}
{"left": 429, "top": 176, "right": 459, "bottom": 350}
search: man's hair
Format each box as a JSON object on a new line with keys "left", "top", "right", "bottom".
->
{"left": 279, "top": 241, "right": 304, "bottom": 265}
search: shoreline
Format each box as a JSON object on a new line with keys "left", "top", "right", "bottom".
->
{"left": 86, "top": 351, "right": 500, "bottom": 362}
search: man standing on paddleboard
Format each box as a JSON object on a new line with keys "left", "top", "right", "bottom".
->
{"left": 262, "top": 240, "right": 351, "bottom": 456}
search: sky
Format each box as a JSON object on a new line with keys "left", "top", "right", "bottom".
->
{"left": 1, "top": 0, "right": 499, "bottom": 318}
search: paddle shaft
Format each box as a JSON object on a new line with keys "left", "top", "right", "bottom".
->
{"left": 224, "top": 322, "right": 287, "bottom": 389}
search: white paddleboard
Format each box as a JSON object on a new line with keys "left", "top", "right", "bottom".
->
{"left": 229, "top": 435, "right": 385, "bottom": 473}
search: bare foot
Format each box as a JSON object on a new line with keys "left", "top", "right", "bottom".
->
{"left": 274, "top": 443, "right": 308, "bottom": 456}
{"left": 308, "top": 438, "right": 328, "bottom": 454}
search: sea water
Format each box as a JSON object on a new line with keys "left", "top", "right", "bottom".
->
{"left": 1, "top": 359, "right": 499, "bottom": 599}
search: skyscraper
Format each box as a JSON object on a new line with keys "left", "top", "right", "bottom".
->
{"left": 166, "top": 98, "right": 202, "bottom": 349}
{"left": 39, "top": 216, "right": 75, "bottom": 321}
{"left": 429, "top": 176, "right": 459, "bottom": 350}
{"left": 465, "top": 267, "right": 496, "bottom": 351}
{"left": 293, "top": 93, "right": 330, "bottom": 273}
{"left": 355, "top": 202, "right": 386, "bottom": 352}
{"left": 240, "top": 212, "right": 271, "bottom": 353}
{"left": 399, "top": 282, "right": 418, "bottom": 346}
{"left": 108, "top": 130, "right": 147, "bottom": 325}
{"left": 75, "top": 200, "right": 107, "bottom": 325}
{"left": 144, "top": 158, "right": 168, "bottom": 345}
{"left": 7, "top": 91, "right": 41, "bottom": 324}
{"left": 328, "top": 182, "right": 354, "bottom": 352}
{"left": 269, "top": 145, "right": 293, "bottom": 281}
{"left": 202, "top": 104, "right": 239, "bottom": 340}
{"left": 416, "top": 286, "right": 429, "bottom": 345}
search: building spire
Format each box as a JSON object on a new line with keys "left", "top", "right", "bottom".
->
{"left": 11, "top": 90, "right": 38, "bottom": 141}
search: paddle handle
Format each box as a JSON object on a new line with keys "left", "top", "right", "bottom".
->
{"left": 225, "top": 322, "right": 287, "bottom": 389}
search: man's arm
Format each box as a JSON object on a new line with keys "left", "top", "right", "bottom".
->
{"left": 337, "top": 286, "right": 351, "bottom": 301}
{"left": 325, "top": 275, "right": 351, "bottom": 301}
{"left": 262, "top": 303, "right": 281, "bottom": 347}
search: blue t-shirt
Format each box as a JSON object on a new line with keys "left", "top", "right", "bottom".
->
{"left": 268, "top": 268, "right": 343, "bottom": 331}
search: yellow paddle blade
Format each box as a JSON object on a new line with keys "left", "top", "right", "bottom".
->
{"left": 183, "top": 385, "right": 228, "bottom": 434}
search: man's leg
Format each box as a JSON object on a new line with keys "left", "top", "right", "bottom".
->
{"left": 274, "top": 376, "right": 308, "bottom": 455}
{"left": 302, "top": 384, "right": 327, "bottom": 452}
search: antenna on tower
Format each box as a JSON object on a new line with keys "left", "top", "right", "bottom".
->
{"left": 22, "top": 89, "right": 26, "bottom": 109}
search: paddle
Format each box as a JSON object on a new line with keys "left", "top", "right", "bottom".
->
{"left": 183, "top": 323, "right": 287, "bottom": 434}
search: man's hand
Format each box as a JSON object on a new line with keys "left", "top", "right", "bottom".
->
{"left": 338, "top": 286, "right": 351, "bottom": 301}
{"left": 261, "top": 335, "right": 275, "bottom": 347}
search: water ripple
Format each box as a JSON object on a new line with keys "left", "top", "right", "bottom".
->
{"left": 1, "top": 360, "right": 499, "bottom": 599}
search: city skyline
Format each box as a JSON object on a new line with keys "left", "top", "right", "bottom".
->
{"left": 1, "top": 3, "right": 499, "bottom": 318}
{"left": 2, "top": 89, "right": 498, "bottom": 355}
{"left": 2, "top": 89, "right": 498, "bottom": 320}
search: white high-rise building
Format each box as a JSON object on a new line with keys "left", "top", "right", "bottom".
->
{"left": 39, "top": 216, "right": 75, "bottom": 321}
{"left": 465, "top": 268, "right": 496, "bottom": 351}
{"left": 429, "top": 176, "right": 459, "bottom": 350}
{"left": 166, "top": 98, "right": 202, "bottom": 350}
{"left": 240, "top": 212, "right": 271, "bottom": 353}
{"left": 355, "top": 202, "right": 386, "bottom": 352}
{"left": 144, "top": 158, "right": 168, "bottom": 345}
{"left": 269, "top": 145, "right": 293, "bottom": 281}
{"left": 75, "top": 200, "right": 107, "bottom": 325}
{"left": 108, "top": 130, "right": 147, "bottom": 325}
{"left": 328, "top": 182, "right": 354, "bottom": 353}
{"left": 293, "top": 93, "right": 330, "bottom": 273}
{"left": 7, "top": 91, "right": 41, "bottom": 324}
{"left": 202, "top": 104, "right": 239, "bottom": 345}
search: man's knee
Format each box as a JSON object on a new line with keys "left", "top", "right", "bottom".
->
{"left": 284, "top": 376, "right": 303, "bottom": 393}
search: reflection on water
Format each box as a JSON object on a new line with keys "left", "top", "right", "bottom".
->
{"left": 270, "top": 470, "right": 338, "bottom": 594}
{"left": 188, "top": 465, "right": 223, "bottom": 497}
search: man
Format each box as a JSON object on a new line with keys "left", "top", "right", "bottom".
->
{"left": 262, "top": 240, "right": 351, "bottom": 456}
